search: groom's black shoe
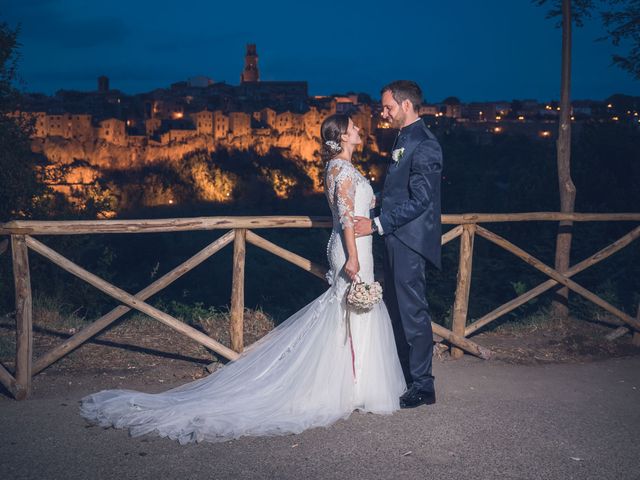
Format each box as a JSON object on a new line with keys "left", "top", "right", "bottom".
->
{"left": 400, "top": 386, "right": 436, "bottom": 409}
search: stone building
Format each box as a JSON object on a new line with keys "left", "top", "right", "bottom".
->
{"left": 98, "top": 118, "right": 127, "bottom": 146}
{"left": 228, "top": 112, "right": 251, "bottom": 136}
{"left": 145, "top": 118, "right": 162, "bottom": 136}
{"left": 303, "top": 107, "right": 321, "bottom": 138}
{"left": 241, "top": 44, "right": 259, "bottom": 83}
{"left": 213, "top": 111, "right": 229, "bottom": 139}
{"left": 98, "top": 76, "right": 109, "bottom": 93}
{"left": 419, "top": 105, "right": 439, "bottom": 116}
{"left": 256, "top": 107, "right": 276, "bottom": 128}
{"left": 37, "top": 114, "right": 94, "bottom": 140}
{"left": 354, "top": 109, "right": 373, "bottom": 142}
{"left": 191, "top": 110, "right": 214, "bottom": 135}
{"left": 160, "top": 129, "right": 197, "bottom": 144}
{"left": 275, "top": 112, "right": 294, "bottom": 133}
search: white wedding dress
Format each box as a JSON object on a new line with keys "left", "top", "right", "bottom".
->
{"left": 80, "top": 158, "right": 406, "bottom": 444}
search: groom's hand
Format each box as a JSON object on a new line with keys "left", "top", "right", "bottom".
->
{"left": 353, "top": 216, "right": 373, "bottom": 237}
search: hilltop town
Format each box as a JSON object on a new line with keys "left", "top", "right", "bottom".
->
{"left": 12, "top": 45, "right": 639, "bottom": 207}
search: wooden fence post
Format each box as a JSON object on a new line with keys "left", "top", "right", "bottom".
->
{"left": 230, "top": 229, "right": 246, "bottom": 353}
{"left": 11, "top": 235, "right": 33, "bottom": 400}
{"left": 451, "top": 224, "right": 476, "bottom": 359}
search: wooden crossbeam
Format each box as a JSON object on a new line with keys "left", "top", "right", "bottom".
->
{"left": 245, "top": 224, "right": 462, "bottom": 283}
{"left": 475, "top": 226, "right": 640, "bottom": 332}
{"left": 246, "top": 230, "right": 491, "bottom": 359}
{"left": 1, "top": 216, "right": 334, "bottom": 235}
{"left": 442, "top": 225, "right": 463, "bottom": 245}
{"left": 246, "top": 230, "right": 328, "bottom": 280}
{"left": 2, "top": 213, "right": 640, "bottom": 235}
{"left": 466, "top": 225, "right": 640, "bottom": 336}
{"left": 0, "top": 363, "right": 17, "bottom": 397}
{"left": 25, "top": 236, "right": 240, "bottom": 362}
{"left": 32, "top": 231, "right": 236, "bottom": 375}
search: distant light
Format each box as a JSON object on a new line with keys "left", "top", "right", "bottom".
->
{"left": 493, "top": 127, "right": 502, "bottom": 133}
{"left": 635, "top": 112, "right": 639, "bottom": 117}
{"left": 496, "top": 115, "right": 502, "bottom": 120}
{"left": 607, "top": 103, "right": 613, "bottom": 108}
{"left": 518, "top": 115, "right": 525, "bottom": 121}
{"left": 556, "top": 107, "right": 561, "bottom": 111}
{"left": 539, "top": 130, "right": 551, "bottom": 138}
{"left": 570, "top": 116, "right": 575, "bottom": 121}
{"left": 169, "top": 199, "right": 174, "bottom": 204}
{"left": 612, "top": 116, "right": 619, "bottom": 121}
{"left": 370, "top": 176, "right": 376, "bottom": 181}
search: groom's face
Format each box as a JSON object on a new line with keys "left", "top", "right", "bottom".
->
{"left": 381, "top": 90, "right": 406, "bottom": 129}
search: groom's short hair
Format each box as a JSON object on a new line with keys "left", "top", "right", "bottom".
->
{"left": 381, "top": 80, "right": 423, "bottom": 111}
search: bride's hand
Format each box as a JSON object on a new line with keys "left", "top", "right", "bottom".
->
{"left": 344, "top": 256, "right": 360, "bottom": 282}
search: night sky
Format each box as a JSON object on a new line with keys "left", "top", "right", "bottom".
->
{"left": 3, "top": 0, "right": 639, "bottom": 102}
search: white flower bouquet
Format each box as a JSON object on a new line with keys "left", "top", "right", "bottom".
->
{"left": 346, "top": 279, "right": 383, "bottom": 311}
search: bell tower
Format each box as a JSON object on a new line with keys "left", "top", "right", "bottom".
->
{"left": 241, "top": 44, "right": 259, "bottom": 83}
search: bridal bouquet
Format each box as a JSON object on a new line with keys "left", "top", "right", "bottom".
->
{"left": 346, "top": 279, "right": 383, "bottom": 311}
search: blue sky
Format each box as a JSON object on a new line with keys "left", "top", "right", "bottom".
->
{"left": 3, "top": 0, "right": 639, "bottom": 102}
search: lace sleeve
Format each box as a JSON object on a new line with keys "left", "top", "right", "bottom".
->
{"left": 332, "top": 165, "right": 357, "bottom": 230}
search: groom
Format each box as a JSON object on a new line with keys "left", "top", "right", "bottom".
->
{"left": 354, "top": 80, "right": 442, "bottom": 409}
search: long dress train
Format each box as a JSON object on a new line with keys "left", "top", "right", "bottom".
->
{"left": 80, "top": 158, "right": 406, "bottom": 444}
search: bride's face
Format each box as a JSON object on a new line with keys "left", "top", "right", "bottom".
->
{"left": 341, "top": 119, "right": 362, "bottom": 147}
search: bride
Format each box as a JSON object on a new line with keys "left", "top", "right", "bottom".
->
{"left": 80, "top": 114, "right": 406, "bottom": 444}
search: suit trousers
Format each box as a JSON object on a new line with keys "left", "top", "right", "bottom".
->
{"left": 383, "top": 234, "right": 435, "bottom": 392}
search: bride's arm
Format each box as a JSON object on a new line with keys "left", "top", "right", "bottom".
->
{"left": 342, "top": 226, "right": 359, "bottom": 282}
{"left": 334, "top": 169, "right": 360, "bottom": 281}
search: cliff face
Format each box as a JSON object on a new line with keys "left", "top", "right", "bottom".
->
{"left": 34, "top": 130, "right": 322, "bottom": 169}
{"left": 34, "top": 136, "right": 216, "bottom": 170}
{"left": 33, "top": 130, "right": 330, "bottom": 209}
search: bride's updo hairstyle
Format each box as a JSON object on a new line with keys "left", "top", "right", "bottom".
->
{"left": 320, "top": 114, "right": 350, "bottom": 162}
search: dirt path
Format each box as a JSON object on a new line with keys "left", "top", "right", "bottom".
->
{"left": 1, "top": 355, "right": 639, "bottom": 480}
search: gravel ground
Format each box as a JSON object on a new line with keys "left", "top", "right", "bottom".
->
{"left": 1, "top": 355, "right": 639, "bottom": 480}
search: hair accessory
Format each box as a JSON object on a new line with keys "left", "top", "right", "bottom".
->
{"left": 325, "top": 140, "right": 341, "bottom": 150}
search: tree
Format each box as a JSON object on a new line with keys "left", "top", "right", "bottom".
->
{"left": 534, "top": 0, "right": 594, "bottom": 321}
{"left": 534, "top": 0, "right": 639, "bottom": 322}
{"left": 602, "top": 0, "right": 640, "bottom": 79}
{"left": 0, "top": 22, "right": 48, "bottom": 221}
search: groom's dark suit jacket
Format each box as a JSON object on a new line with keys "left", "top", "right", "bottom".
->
{"left": 379, "top": 118, "right": 443, "bottom": 269}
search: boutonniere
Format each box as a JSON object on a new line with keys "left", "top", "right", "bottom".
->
{"left": 391, "top": 147, "right": 405, "bottom": 164}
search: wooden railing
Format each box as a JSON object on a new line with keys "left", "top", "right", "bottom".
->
{"left": 1, "top": 213, "right": 639, "bottom": 400}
